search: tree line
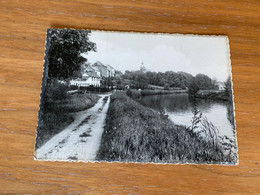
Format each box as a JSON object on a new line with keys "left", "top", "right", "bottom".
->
{"left": 121, "top": 70, "right": 219, "bottom": 92}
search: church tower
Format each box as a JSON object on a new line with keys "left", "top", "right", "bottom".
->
{"left": 140, "top": 61, "right": 146, "bottom": 72}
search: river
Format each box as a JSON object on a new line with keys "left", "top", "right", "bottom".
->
{"left": 138, "top": 93, "right": 236, "bottom": 139}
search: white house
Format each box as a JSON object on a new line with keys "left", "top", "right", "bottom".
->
{"left": 70, "top": 66, "right": 101, "bottom": 87}
{"left": 217, "top": 81, "right": 225, "bottom": 90}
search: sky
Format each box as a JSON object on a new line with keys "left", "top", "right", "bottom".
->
{"left": 82, "top": 30, "right": 232, "bottom": 82}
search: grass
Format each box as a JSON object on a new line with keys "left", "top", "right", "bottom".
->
{"left": 53, "top": 93, "right": 100, "bottom": 113}
{"left": 96, "top": 92, "right": 234, "bottom": 164}
{"left": 36, "top": 92, "right": 100, "bottom": 149}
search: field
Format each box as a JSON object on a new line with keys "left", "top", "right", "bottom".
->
{"left": 97, "top": 92, "right": 234, "bottom": 164}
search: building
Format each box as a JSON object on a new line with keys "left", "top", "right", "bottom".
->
{"left": 106, "top": 64, "right": 115, "bottom": 77}
{"left": 92, "top": 61, "right": 109, "bottom": 77}
{"left": 140, "top": 61, "right": 147, "bottom": 73}
{"left": 217, "top": 81, "right": 225, "bottom": 90}
{"left": 93, "top": 61, "right": 115, "bottom": 77}
{"left": 70, "top": 65, "right": 101, "bottom": 87}
{"left": 70, "top": 61, "right": 117, "bottom": 88}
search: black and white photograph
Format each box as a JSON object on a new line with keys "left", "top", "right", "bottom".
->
{"left": 35, "top": 29, "right": 238, "bottom": 164}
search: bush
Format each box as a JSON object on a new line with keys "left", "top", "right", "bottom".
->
{"left": 126, "top": 89, "right": 141, "bottom": 99}
{"left": 45, "top": 79, "right": 68, "bottom": 101}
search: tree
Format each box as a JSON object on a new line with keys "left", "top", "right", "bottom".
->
{"left": 188, "top": 77, "right": 200, "bottom": 96}
{"left": 115, "top": 70, "right": 123, "bottom": 77}
{"left": 47, "top": 29, "right": 96, "bottom": 79}
{"left": 224, "top": 76, "right": 232, "bottom": 97}
{"left": 193, "top": 74, "right": 215, "bottom": 90}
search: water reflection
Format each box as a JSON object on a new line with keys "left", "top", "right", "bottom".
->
{"left": 138, "top": 93, "right": 235, "bottom": 139}
{"left": 139, "top": 93, "right": 191, "bottom": 112}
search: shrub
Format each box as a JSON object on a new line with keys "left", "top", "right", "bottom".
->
{"left": 45, "top": 79, "right": 68, "bottom": 101}
{"left": 126, "top": 89, "right": 141, "bottom": 99}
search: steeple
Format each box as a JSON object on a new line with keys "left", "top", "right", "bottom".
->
{"left": 140, "top": 61, "right": 146, "bottom": 72}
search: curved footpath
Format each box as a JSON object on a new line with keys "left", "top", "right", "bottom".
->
{"left": 35, "top": 94, "right": 111, "bottom": 162}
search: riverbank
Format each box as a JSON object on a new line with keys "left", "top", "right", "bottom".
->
{"left": 192, "top": 90, "right": 230, "bottom": 101}
{"left": 96, "top": 92, "right": 233, "bottom": 164}
{"left": 126, "top": 89, "right": 187, "bottom": 99}
{"left": 36, "top": 93, "right": 100, "bottom": 148}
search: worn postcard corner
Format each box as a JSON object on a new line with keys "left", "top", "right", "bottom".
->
{"left": 34, "top": 29, "right": 238, "bottom": 165}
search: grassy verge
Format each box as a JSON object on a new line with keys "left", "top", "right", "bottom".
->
{"left": 96, "top": 92, "right": 233, "bottom": 164}
{"left": 36, "top": 92, "right": 100, "bottom": 149}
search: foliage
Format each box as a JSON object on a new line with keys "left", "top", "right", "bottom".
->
{"left": 47, "top": 29, "right": 96, "bottom": 79}
{"left": 44, "top": 79, "right": 68, "bottom": 101}
{"left": 224, "top": 76, "right": 232, "bottom": 98}
{"left": 188, "top": 108, "right": 237, "bottom": 163}
{"left": 224, "top": 76, "right": 235, "bottom": 127}
{"left": 122, "top": 70, "right": 193, "bottom": 89}
{"left": 115, "top": 70, "right": 123, "bottom": 77}
{"left": 116, "top": 69, "right": 220, "bottom": 93}
{"left": 189, "top": 107, "right": 202, "bottom": 131}
{"left": 188, "top": 78, "right": 200, "bottom": 96}
{"left": 96, "top": 92, "right": 235, "bottom": 164}
{"left": 101, "top": 76, "right": 113, "bottom": 88}
{"left": 194, "top": 74, "right": 218, "bottom": 90}
{"left": 126, "top": 89, "right": 141, "bottom": 99}
{"left": 188, "top": 74, "right": 218, "bottom": 96}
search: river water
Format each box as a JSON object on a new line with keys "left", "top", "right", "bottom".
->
{"left": 138, "top": 93, "right": 236, "bottom": 139}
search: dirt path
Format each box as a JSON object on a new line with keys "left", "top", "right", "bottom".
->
{"left": 35, "top": 94, "right": 111, "bottom": 162}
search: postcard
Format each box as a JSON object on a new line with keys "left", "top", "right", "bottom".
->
{"left": 35, "top": 29, "right": 238, "bottom": 164}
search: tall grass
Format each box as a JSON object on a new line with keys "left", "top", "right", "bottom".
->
{"left": 97, "top": 92, "right": 234, "bottom": 164}
{"left": 190, "top": 108, "right": 237, "bottom": 162}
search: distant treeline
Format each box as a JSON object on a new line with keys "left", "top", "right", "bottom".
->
{"left": 122, "top": 70, "right": 219, "bottom": 91}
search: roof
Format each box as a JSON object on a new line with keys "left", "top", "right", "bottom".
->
{"left": 85, "top": 66, "right": 95, "bottom": 72}
{"left": 92, "top": 66, "right": 99, "bottom": 71}
{"left": 83, "top": 72, "right": 100, "bottom": 78}
{"left": 106, "top": 64, "right": 115, "bottom": 70}
{"left": 93, "top": 61, "right": 107, "bottom": 68}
